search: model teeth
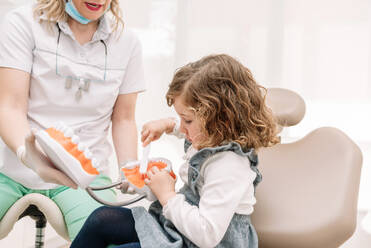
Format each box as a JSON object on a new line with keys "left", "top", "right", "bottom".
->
{"left": 78, "top": 142, "right": 86, "bottom": 151}
{"left": 54, "top": 123, "right": 60, "bottom": 131}
{"left": 52, "top": 122, "right": 101, "bottom": 175}
{"left": 71, "top": 135, "right": 80, "bottom": 144}
{"left": 54, "top": 122, "right": 65, "bottom": 131}
{"left": 84, "top": 149, "right": 92, "bottom": 159}
{"left": 92, "top": 159, "right": 104, "bottom": 172}
{"left": 64, "top": 128, "right": 74, "bottom": 138}
{"left": 60, "top": 125, "right": 67, "bottom": 133}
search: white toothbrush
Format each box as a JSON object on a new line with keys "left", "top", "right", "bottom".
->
{"left": 139, "top": 144, "right": 151, "bottom": 175}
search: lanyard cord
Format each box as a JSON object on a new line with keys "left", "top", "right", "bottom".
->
{"left": 100, "top": 39, "right": 107, "bottom": 80}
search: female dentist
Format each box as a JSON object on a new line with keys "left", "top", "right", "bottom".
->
{"left": 0, "top": 0, "right": 145, "bottom": 240}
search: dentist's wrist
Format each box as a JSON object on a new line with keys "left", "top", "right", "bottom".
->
{"left": 119, "top": 159, "right": 138, "bottom": 168}
{"left": 16, "top": 145, "right": 29, "bottom": 167}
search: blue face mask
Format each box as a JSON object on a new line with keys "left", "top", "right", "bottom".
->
{"left": 65, "top": 0, "right": 92, "bottom": 24}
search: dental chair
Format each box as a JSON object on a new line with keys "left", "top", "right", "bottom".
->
{"left": 252, "top": 89, "right": 363, "bottom": 247}
{"left": 0, "top": 193, "right": 70, "bottom": 247}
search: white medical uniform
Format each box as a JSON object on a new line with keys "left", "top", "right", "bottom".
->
{"left": 0, "top": 4, "right": 146, "bottom": 189}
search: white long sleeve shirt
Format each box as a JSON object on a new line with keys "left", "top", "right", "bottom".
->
{"left": 162, "top": 145, "right": 257, "bottom": 248}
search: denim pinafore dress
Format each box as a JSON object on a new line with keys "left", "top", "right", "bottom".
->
{"left": 131, "top": 141, "right": 261, "bottom": 248}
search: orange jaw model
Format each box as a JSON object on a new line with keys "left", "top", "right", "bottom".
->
{"left": 45, "top": 128, "right": 99, "bottom": 175}
{"left": 35, "top": 123, "right": 101, "bottom": 189}
{"left": 122, "top": 161, "right": 176, "bottom": 188}
{"left": 120, "top": 158, "right": 176, "bottom": 201}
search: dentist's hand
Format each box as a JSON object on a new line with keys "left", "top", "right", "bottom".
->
{"left": 16, "top": 130, "right": 77, "bottom": 189}
{"left": 116, "top": 180, "right": 136, "bottom": 194}
{"left": 117, "top": 159, "right": 137, "bottom": 194}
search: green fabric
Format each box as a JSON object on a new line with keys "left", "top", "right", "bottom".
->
{"left": 0, "top": 173, "right": 27, "bottom": 219}
{"left": 0, "top": 173, "right": 116, "bottom": 240}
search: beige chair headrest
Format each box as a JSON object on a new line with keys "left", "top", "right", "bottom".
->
{"left": 266, "top": 88, "right": 306, "bottom": 127}
{"left": 252, "top": 127, "right": 362, "bottom": 248}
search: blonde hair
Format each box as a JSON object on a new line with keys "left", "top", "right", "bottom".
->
{"left": 166, "top": 54, "right": 280, "bottom": 151}
{"left": 33, "top": 0, "right": 124, "bottom": 32}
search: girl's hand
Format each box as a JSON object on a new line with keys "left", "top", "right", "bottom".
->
{"left": 145, "top": 166, "right": 176, "bottom": 206}
{"left": 141, "top": 118, "right": 176, "bottom": 146}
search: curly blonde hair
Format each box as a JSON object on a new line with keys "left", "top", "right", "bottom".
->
{"left": 166, "top": 54, "right": 280, "bottom": 151}
{"left": 34, "top": 0, "right": 123, "bottom": 32}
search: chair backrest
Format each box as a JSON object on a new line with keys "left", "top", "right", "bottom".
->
{"left": 251, "top": 127, "right": 362, "bottom": 248}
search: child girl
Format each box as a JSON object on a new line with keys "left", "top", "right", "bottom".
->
{"left": 70, "top": 54, "right": 279, "bottom": 248}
